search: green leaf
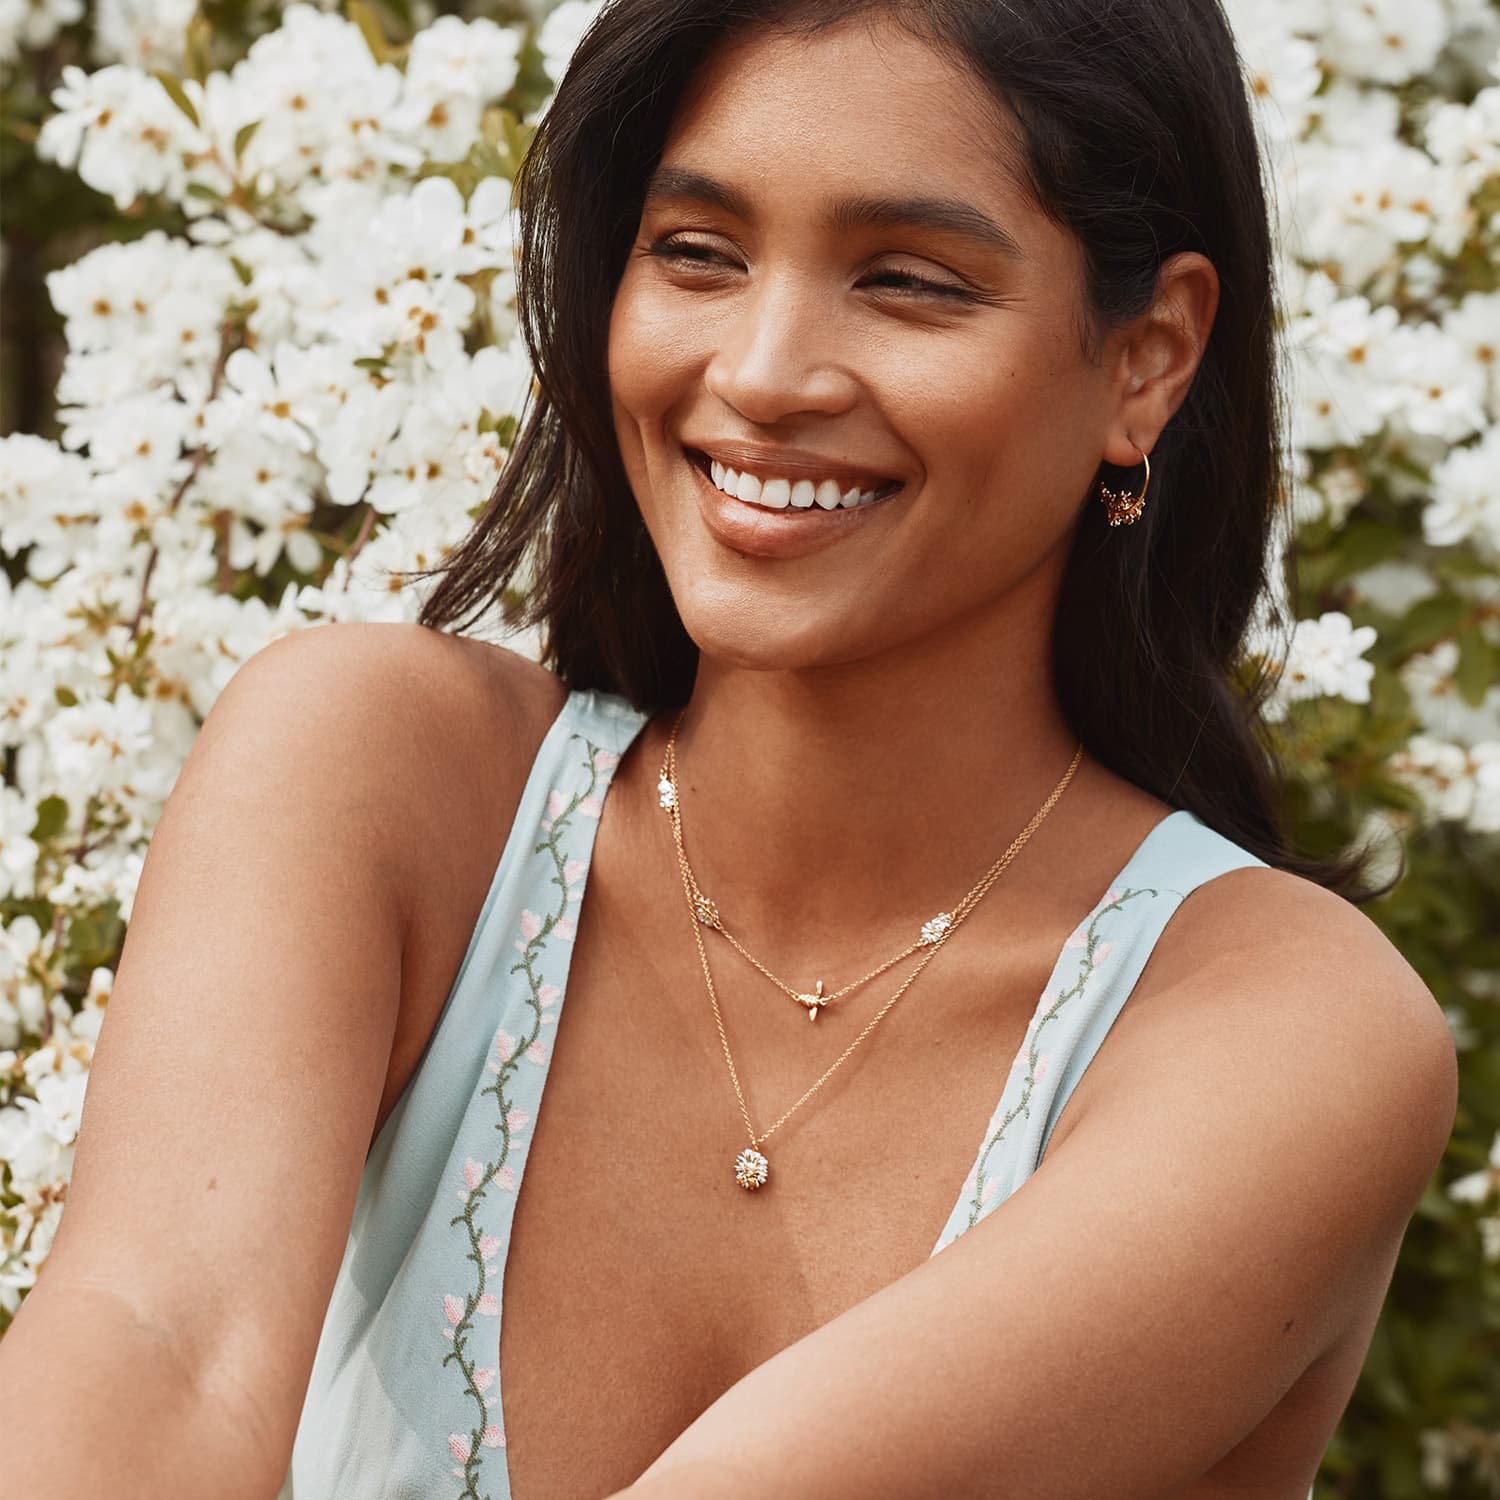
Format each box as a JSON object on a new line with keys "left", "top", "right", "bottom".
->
{"left": 1454, "top": 628, "right": 1499, "bottom": 708}
{"left": 184, "top": 12, "right": 214, "bottom": 86}
{"left": 54, "top": 685, "right": 78, "bottom": 708}
{"left": 1397, "top": 591, "right": 1471, "bottom": 655}
{"left": 1335, "top": 515, "right": 1409, "bottom": 576}
{"left": 30, "top": 796, "right": 69, "bottom": 842}
{"left": 151, "top": 71, "right": 200, "bottom": 129}
{"left": 347, "top": 0, "right": 394, "bottom": 64}
{"left": 65, "top": 902, "right": 125, "bottom": 973}
{"left": 233, "top": 119, "right": 260, "bottom": 161}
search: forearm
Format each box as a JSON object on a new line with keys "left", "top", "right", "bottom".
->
{"left": 0, "top": 1284, "right": 284, "bottom": 1500}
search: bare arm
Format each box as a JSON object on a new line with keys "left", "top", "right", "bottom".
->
{"left": 0, "top": 622, "right": 463, "bottom": 1497}
{"left": 610, "top": 877, "right": 1458, "bottom": 1500}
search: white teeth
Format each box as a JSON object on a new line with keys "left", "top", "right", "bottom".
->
{"left": 701, "top": 454, "right": 892, "bottom": 511}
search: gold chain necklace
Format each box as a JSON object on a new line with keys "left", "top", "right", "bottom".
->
{"left": 658, "top": 708, "right": 1085, "bottom": 1190}
{"left": 661, "top": 735, "right": 937, "bottom": 1021}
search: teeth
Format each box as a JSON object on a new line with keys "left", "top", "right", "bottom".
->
{"left": 701, "top": 456, "right": 891, "bottom": 511}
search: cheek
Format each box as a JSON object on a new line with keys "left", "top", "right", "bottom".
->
{"left": 902, "top": 325, "right": 1101, "bottom": 505}
{"left": 608, "top": 270, "right": 701, "bottom": 428}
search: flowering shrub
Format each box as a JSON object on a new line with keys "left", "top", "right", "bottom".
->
{"left": 2, "top": 0, "right": 1499, "bottom": 1492}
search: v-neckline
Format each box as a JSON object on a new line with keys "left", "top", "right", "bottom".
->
{"left": 496, "top": 695, "right": 1184, "bottom": 1493}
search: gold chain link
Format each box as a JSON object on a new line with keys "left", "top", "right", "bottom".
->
{"left": 660, "top": 708, "right": 1084, "bottom": 1150}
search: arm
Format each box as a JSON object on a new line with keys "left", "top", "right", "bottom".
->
{"left": 611, "top": 877, "right": 1459, "bottom": 1500}
{"left": 0, "top": 623, "right": 458, "bottom": 1498}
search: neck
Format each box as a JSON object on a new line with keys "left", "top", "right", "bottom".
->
{"left": 659, "top": 604, "right": 1094, "bottom": 949}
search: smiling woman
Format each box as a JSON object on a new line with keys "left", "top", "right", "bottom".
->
{"left": 0, "top": 1, "right": 1457, "bottom": 1499}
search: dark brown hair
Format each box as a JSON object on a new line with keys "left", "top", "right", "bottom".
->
{"left": 414, "top": 0, "right": 1398, "bottom": 902}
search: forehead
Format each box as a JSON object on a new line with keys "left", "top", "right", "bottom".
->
{"left": 660, "top": 14, "right": 1031, "bottom": 221}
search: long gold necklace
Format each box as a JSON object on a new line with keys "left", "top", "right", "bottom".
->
{"left": 659, "top": 709, "right": 1084, "bottom": 1190}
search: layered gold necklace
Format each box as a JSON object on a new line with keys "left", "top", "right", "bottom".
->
{"left": 657, "top": 708, "right": 1084, "bottom": 1190}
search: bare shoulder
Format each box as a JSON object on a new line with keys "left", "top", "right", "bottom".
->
{"left": 230, "top": 623, "right": 569, "bottom": 890}
{"left": 236, "top": 620, "right": 566, "bottom": 755}
{"left": 1090, "top": 859, "right": 1459, "bottom": 1245}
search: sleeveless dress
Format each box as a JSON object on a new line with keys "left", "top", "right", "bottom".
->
{"left": 286, "top": 684, "right": 1307, "bottom": 1500}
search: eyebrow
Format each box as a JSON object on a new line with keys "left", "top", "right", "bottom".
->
{"left": 642, "top": 165, "right": 1025, "bottom": 261}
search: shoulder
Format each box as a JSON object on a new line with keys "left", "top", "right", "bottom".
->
{"left": 212, "top": 622, "right": 570, "bottom": 925}
{"left": 228, "top": 620, "right": 567, "bottom": 736}
{"left": 1092, "top": 859, "right": 1458, "bottom": 1252}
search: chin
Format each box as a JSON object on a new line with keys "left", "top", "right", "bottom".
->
{"left": 670, "top": 573, "right": 870, "bottom": 675}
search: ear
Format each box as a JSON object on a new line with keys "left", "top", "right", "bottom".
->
{"left": 1100, "top": 251, "right": 1220, "bottom": 469}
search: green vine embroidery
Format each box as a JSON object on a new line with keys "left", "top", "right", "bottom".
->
{"left": 962, "top": 885, "right": 1159, "bottom": 1229}
{"left": 441, "top": 732, "right": 607, "bottom": 1494}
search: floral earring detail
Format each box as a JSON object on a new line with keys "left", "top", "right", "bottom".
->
{"left": 1098, "top": 448, "right": 1151, "bottom": 527}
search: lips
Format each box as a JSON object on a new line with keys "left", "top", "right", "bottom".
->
{"left": 683, "top": 443, "right": 900, "bottom": 560}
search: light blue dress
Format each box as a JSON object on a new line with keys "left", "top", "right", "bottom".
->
{"left": 288, "top": 684, "right": 1308, "bottom": 1499}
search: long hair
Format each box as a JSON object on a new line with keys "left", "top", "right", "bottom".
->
{"left": 415, "top": 0, "right": 1397, "bottom": 902}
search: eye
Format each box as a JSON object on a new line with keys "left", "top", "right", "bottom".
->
{"left": 646, "top": 234, "right": 732, "bottom": 268}
{"left": 643, "top": 234, "right": 980, "bottom": 304}
{"left": 862, "top": 268, "right": 979, "bottom": 303}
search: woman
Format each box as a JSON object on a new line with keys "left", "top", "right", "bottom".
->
{"left": 0, "top": 0, "right": 1458, "bottom": 1497}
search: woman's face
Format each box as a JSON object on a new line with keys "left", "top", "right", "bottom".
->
{"left": 607, "top": 14, "right": 1124, "bottom": 673}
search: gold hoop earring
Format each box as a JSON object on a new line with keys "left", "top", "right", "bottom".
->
{"left": 1098, "top": 448, "right": 1151, "bottom": 527}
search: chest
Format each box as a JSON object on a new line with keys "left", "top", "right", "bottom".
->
{"left": 494, "top": 872, "right": 1057, "bottom": 1500}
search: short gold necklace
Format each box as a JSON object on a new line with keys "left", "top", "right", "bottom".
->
{"left": 658, "top": 709, "right": 1084, "bottom": 1190}
{"left": 661, "top": 735, "right": 942, "bottom": 1021}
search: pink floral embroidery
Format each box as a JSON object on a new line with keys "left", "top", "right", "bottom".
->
{"left": 957, "top": 886, "right": 1155, "bottom": 1235}
{"left": 443, "top": 729, "right": 625, "bottom": 1493}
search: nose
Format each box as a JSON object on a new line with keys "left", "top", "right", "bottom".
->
{"left": 701, "top": 270, "right": 860, "bottom": 425}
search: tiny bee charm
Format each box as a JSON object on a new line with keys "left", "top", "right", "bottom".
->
{"left": 796, "top": 979, "right": 829, "bottom": 1021}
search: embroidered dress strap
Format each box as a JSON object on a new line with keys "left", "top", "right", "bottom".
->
{"left": 930, "top": 808, "right": 1268, "bottom": 1253}
{"left": 287, "top": 685, "right": 649, "bottom": 1500}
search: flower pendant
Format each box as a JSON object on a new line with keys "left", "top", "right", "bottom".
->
{"left": 735, "top": 1147, "right": 769, "bottom": 1190}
